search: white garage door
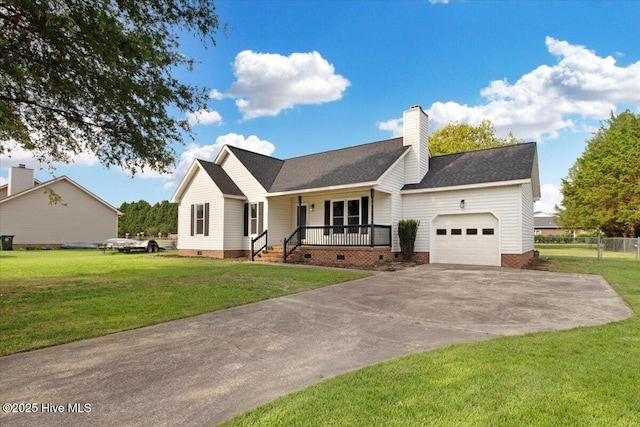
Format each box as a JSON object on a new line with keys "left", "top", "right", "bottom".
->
{"left": 432, "top": 213, "right": 500, "bottom": 266}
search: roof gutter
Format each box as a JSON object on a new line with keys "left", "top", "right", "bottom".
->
{"left": 400, "top": 178, "right": 532, "bottom": 195}
{"left": 266, "top": 181, "right": 379, "bottom": 198}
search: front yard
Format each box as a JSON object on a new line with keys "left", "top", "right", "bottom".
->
{"left": 221, "top": 247, "right": 640, "bottom": 426}
{"left": 0, "top": 250, "right": 370, "bottom": 355}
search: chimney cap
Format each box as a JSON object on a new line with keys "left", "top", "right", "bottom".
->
{"left": 18, "top": 164, "right": 26, "bottom": 168}
{"left": 410, "top": 105, "right": 422, "bottom": 110}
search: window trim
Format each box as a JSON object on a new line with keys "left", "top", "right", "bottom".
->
{"left": 191, "top": 203, "right": 209, "bottom": 236}
{"left": 331, "top": 198, "right": 363, "bottom": 233}
{"left": 249, "top": 203, "right": 257, "bottom": 235}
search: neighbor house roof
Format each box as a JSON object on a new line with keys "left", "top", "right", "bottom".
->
{"left": 534, "top": 216, "right": 560, "bottom": 229}
{"left": 227, "top": 138, "right": 409, "bottom": 194}
{"left": 0, "top": 176, "right": 121, "bottom": 214}
{"left": 402, "top": 142, "right": 537, "bottom": 191}
{"left": 197, "top": 159, "right": 245, "bottom": 198}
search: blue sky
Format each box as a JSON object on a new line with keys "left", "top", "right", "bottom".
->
{"left": 2, "top": 0, "right": 639, "bottom": 213}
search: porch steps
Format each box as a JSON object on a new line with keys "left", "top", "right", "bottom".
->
{"left": 253, "top": 246, "right": 285, "bottom": 263}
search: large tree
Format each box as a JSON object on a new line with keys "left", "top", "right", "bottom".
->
{"left": 429, "top": 120, "right": 520, "bottom": 156}
{"left": 0, "top": 0, "right": 222, "bottom": 174}
{"left": 559, "top": 110, "right": 640, "bottom": 237}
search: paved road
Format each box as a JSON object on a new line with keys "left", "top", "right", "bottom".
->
{"left": 0, "top": 264, "right": 632, "bottom": 426}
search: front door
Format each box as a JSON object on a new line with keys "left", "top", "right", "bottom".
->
{"left": 297, "top": 205, "right": 307, "bottom": 240}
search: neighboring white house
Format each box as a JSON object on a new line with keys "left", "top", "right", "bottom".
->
{"left": 171, "top": 106, "right": 540, "bottom": 268}
{"left": 0, "top": 165, "right": 120, "bottom": 247}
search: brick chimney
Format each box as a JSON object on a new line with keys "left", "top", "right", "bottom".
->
{"left": 403, "top": 105, "right": 430, "bottom": 184}
{"left": 8, "top": 164, "right": 35, "bottom": 196}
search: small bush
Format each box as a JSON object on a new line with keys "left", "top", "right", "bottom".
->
{"left": 398, "top": 219, "right": 420, "bottom": 261}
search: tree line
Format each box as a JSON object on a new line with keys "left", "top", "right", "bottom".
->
{"left": 118, "top": 200, "right": 177, "bottom": 238}
{"left": 559, "top": 110, "right": 639, "bottom": 237}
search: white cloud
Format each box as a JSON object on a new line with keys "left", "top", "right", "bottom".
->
{"left": 429, "top": 0, "right": 449, "bottom": 4}
{"left": 186, "top": 109, "right": 222, "bottom": 126}
{"left": 534, "top": 183, "right": 564, "bottom": 214}
{"left": 140, "top": 133, "right": 276, "bottom": 189}
{"left": 377, "top": 118, "right": 404, "bottom": 137}
{"left": 378, "top": 37, "right": 640, "bottom": 141}
{"left": 220, "top": 50, "right": 350, "bottom": 120}
{"left": 0, "top": 140, "right": 99, "bottom": 171}
{"left": 208, "top": 89, "right": 228, "bottom": 100}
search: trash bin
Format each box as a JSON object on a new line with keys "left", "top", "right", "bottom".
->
{"left": 1, "top": 235, "right": 15, "bottom": 251}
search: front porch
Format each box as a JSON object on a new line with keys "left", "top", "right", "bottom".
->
{"left": 251, "top": 224, "right": 392, "bottom": 265}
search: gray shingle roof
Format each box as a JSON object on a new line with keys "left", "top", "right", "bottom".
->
{"left": 534, "top": 216, "right": 560, "bottom": 228}
{"left": 226, "top": 138, "right": 409, "bottom": 193}
{"left": 197, "top": 159, "right": 245, "bottom": 197}
{"left": 402, "top": 142, "right": 537, "bottom": 191}
{"left": 269, "top": 138, "right": 408, "bottom": 192}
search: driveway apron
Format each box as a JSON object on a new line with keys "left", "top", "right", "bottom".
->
{"left": 0, "top": 265, "right": 632, "bottom": 426}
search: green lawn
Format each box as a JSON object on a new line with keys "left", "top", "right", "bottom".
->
{"left": 221, "top": 248, "right": 640, "bottom": 426}
{"left": 0, "top": 250, "right": 370, "bottom": 355}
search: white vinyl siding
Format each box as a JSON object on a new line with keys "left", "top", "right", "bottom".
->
{"left": 402, "top": 107, "right": 429, "bottom": 184}
{"left": 377, "top": 155, "right": 405, "bottom": 252}
{"left": 521, "top": 183, "right": 535, "bottom": 252}
{"left": 220, "top": 150, "right": 269, "bottom": 249}
{"left": 177, "top": 168, "right": 223, "bottom": 251}
{"left": 0, "top": 179, "right": 118, "bottom": 245}
{"left": 403, "top": 184, "right": 524, "bottom": 255}
{"left": 224, "top": 199, "right": 245, "bottom": 250}
{"left": 265, "top": 197, "right": 291, "bottom": 247}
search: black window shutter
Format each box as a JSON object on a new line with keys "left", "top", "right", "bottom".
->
{"left": 361, "top": 196, "right": 369, "bottom": 234}
{"left": 324, "top": 200, "right": 330, "bottom": 236}
{"left": 361, "top": 196, "right": 369, "bottom": 224}
{"left": 204, "top": 203, "right": 210, "bottom": 236}
{"left": 243, "top": 203, "right": 249, "bottom": 237}
{"left": 190, "top": 204, "right": 195, "bottom": 236}
{"left": 258, "top": 202, "right": 264, "bottom": 234}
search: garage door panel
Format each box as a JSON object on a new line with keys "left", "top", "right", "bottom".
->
{"left": 433, "top": 213, "right": 499, "bottom": 266}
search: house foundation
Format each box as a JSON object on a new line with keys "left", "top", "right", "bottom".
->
{"left": 178, "top": 249, "right": 249, "bottom": 259}
{"left": 298, "top": 247, "right": 394, "bottom": 268}
{"left": 501, "top": 251, "right": 535, "bottom": 269}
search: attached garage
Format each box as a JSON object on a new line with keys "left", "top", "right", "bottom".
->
{"left": 431, "top": 213, "right": 500, "bottom": 266}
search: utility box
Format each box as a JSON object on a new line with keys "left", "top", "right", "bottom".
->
{"left": 0, "top": 235, "right": 15, "bottom": 251}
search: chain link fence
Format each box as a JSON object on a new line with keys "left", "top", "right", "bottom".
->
{"left": 535, "top": 236, "right": 640, "bottom": 262}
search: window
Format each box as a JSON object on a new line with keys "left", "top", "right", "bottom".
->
{"left": 332, "top": 199, "right": 361, "bottom": 233}
{"left": 482, "top": 228, "right": 495, "bottom": 235}
{"left": 191, "top": 203, "right": 209, "bottom": 236}
{"left": 333, "top": 201, "right": 344, "bottom": 232}
{"left": 436, "top": 229, "right": 447, "bottom": 235}
{"left": 244, "top": 202, "right": 264, "bottom": 236}
{"left": 466, "top": 228, "right": 478, "bottom": 235}
{"left": 347, "top": 200, "right": 360, "bottom": 233}
{"left": 195, "top": 204, "right": 205, "bottom": 235}
{"left": 250, "top": 203, "right": 258, "bottom": 234}
{"left": 451, "top": 228, "right": 462, "bottom": 235}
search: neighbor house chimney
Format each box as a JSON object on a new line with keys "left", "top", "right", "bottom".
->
{"left": 403, "top": 105, "right": 429, "bottom": 184}
{"left": 8, "top": 164, "right": 35, "bottom": 196}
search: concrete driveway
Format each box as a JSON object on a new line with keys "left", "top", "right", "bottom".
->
{"left": 0, "top": 264, "right": 632, "bottom": 426}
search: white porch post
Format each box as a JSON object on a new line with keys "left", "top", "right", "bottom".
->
{"left": 370, "top": 188, "right": 375, "bottom": 247}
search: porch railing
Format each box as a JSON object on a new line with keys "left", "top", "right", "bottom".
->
{"left": 251, "top": 229, "right": 268, "bottom": 261}
{"left": 283, "top": 224, "right": 392, "bottom": 263}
